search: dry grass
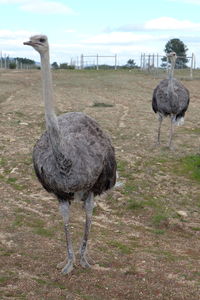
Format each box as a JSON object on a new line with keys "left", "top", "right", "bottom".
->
{"left": 0, "top": 69, "right": 200, "bottom": 299}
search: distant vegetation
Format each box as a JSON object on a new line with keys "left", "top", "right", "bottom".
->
{"left": 0, "top": 56, "right": 36, "bottom": 69}
{"left": 1, "top": 56, "right": 139, "bottom": 70}
{"left": 161, "top": 38, "right": 189, "bottom": 69}
{"left": 51, "top": 62, "right": 75, "bottom": 70}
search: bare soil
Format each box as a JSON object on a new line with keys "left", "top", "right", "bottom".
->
{"left": 0, "top": 69, "right": 200, "bottom": 299}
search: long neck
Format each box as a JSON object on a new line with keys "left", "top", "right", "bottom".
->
{"left": 40, "top": 51, "right": 60, "bottom": 144}
{"left": 167, "top": 58, "right": 175, "bottom": 94}
{"left": 40, "top": 50, "right": 71, "bottom": 169}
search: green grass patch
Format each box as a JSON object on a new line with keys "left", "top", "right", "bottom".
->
{"left": 144, "top": 197, "right": 160, "bottom": 208}
{"left": 0, "top": 157, "right": 7, "bottom": 167}
{"left": 0, "top": 173, "right": 25, "bottom": 191}
{"left": 0, "top": 276, "right": 9, "bottom": 284}
{"left": 123, "top": 183, "right": 137, "bottom": 195}
{"left": 108, "top": 240, "right": 132, "bottom": 254}
{"left": 13, "top": 214, "right": 24, "bottom": 227}
{"left": 0, "top": 247, "right": 14, "bottom": 256}
{"left": 13, "top": 213, "right": 55, "bottom": 238}
{"left": 92, "top": 102, "right": 114, "bottom": 108}
{"left": 6, "top": 177, "right": 17, "bottom": 183}
{"left": 152, "top": 214, "right": 168, "bottom": 228}
{"left": 152, "top": 229, "right": 165, "bottom": 235}
{"left": 117, "top": 160, "right": 128, "bottom": 172}
{"left": 149, "top": 249, "right": 178, "bottom": 261}
{"left": 191, "top": 227, "right": 200, "bottom": 232}
{"left": 175, "top": 154, "right": 200, "bottom": 181}
{"left": 33, "top": 227, "right": 54, "bottom": 238}
{"left": 14, "top": 111, "right": 26, "bottom": 117}
{"left": 33, "top": 277, "right": 65, "bottom": 289}
{"left": 127, "top": 199, "right": 144, "bottom": 210}
{"left": 8, "top": 181, "right": 25, "bottom": 191}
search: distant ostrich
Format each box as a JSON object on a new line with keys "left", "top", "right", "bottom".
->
{"left": 24, "top": 35, "right": 117, "bottom": 274}
{"left": 152, "top": 52, "right": 190, "bottom": 148}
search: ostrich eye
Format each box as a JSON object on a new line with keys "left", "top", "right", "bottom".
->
{"left": 39, "top": 38, "right": 46, "bottom": 43}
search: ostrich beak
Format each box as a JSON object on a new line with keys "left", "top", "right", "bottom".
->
{"left": 23, "top": 40, "right": 33, "bottom": 46}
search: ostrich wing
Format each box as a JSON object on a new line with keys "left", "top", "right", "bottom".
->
{"left": 173, "top": 79, "right": 190, "bottom": 112}
{"left": 33, "top": 112, "right": 114, "bottom": 194}
{"left": 152, "top": 79, "right": 189, "bottom": 116}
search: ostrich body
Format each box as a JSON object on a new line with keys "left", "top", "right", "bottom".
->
{"left": 152, "top": 52, "right": 190, "bottom": 148}
{"left": 24, "top": 35, "right": 116, "bottom": 274}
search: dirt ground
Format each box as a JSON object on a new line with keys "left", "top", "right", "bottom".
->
{"left": 0, "top": 69, "right": 200, "bottom": 300}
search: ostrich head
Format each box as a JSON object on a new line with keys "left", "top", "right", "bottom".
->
{"left": 167, "top": 52, "right": 177, "bottom": 65}
{"left": 24, "top": 35, "right": 49, "bottom": 54}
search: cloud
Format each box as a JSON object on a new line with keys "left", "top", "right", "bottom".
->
{"left": 0, "top": 0, "right": 76, "bottom": 15}
{"left": 83, "top": 32, "right": 162, "bottom": 46}
{"left": 0, "top": 29, "right": 34, "bottom": 39}
{"left": 144, "top": 17, "right": 200, "bottom": 30}
{"left": 0, "top": 0, "right": 27, "bottom": 3}
{"left": 64, "top": 29, "right": 76, "bottom": 33}
{"left": 115, "top": 17, "right": 200, "bottom": 32}
{"left": 168, "top": 0, "right": 200, "bottom": 4}
{"left": 21, "top": 1, "right": 75, "bottom": 14}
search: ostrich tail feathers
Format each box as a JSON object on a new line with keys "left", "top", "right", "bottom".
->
{"left": 173, "top": 116, "right": 184, "bottom": 126}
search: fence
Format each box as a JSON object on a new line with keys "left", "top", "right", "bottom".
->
{"left": 140, "top": 53, "right": 196, "bottom": 79}
{"left": 0, "top": 50, "right": 198, "bottom": 79}
{"left": 80, "top": 54, "right": 117, "bottom": 70}
{"left": 0, "top": 53, "right": 37, "bottom": 70}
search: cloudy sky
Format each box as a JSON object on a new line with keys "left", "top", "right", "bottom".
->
{"left": 1, "top": 0, "right": 200, "bottom": 66}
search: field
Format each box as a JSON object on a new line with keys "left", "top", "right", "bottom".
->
{"left": 1, "top": 69, "right": 200, "bottom": 299}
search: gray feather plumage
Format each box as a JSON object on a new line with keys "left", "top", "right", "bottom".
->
{"left": 152, "top": 78, "right": 190, "bottom": 122}
{"left": 33, "top": 112, "right": 116, "bottom": 200}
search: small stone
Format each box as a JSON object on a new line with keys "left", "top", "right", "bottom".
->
{"left": 20, "top": 122, "right": 28, "bottom": 126}
{"left": 177, "top": 210, "right": 188, "bottom": 217}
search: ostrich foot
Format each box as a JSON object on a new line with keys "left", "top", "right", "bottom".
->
{"left": 152, "top": 141, "right": 160, "bottom": 149}
{"left": 57, "top": 256, "right": 76, "bottom": 275}
{"left": 61, "top": 259, "right": 74, "bottom": 275}
{"left": 167, "top": 143, "right": 175, "bottom": 151}
{"left": 80, "top": 255, "right": 92, "bottom": 268}
{"left": 57, "top": 259, "right": 67, "bottom": 269}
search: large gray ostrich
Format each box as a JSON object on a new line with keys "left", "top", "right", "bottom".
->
{"left": 152, "top": 52, "right": 190, "bottom": 149}
{"left": 24, "top": 35, "right": 117, "bottom": 274}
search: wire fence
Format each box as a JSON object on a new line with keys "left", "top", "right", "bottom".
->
{"left": 0, "top": 51, "right": 199, "bottom": 79}
{"left": 80, "top": 54, "right": 117, "bottom": 70}
{"left": 0, "top": 53, "right": 37, "bottom": 70}
{"left": 140, "top": 53, "right": 196, "bottom": 79}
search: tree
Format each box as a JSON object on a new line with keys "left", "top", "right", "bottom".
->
{"left": 15, "top": 57, "right": 35, "bottom": 65}
{"left": 126, "top": 59, "right": 137, "bottom": 68}
{"left": 51, "top": 62, "right": 59, "bottom": 69}
{"left": 9, "top": 62, "right": 16, "bottom": 69}
{"left": 161, "top": 38, "right": 188, "bottom": 68}
{"left": 60, "top": 63, "right": 75, "bottom": 70}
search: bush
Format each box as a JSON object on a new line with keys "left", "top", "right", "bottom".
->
{"left": 9, "top": 62, "right": 16, "bottom": 69}
{"left": 60, "top": 63, "right": 75, "bottom": 70}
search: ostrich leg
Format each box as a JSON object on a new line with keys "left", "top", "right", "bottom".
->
{"left": 156, "top": 115, "right": 163, "bottom": 146}
{"left": 59, "top": 201, "right": 75, "bottom": 274}
{"left": 80, "top": 192, "right": 94, "bottom": 268}
{"left": 168, "top": 116, "right": 175, "bottom": 149}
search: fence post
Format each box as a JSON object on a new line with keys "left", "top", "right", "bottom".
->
{"left": 143, "top": 53, "right": 146, "bottom": 70}
{"left": 148, "top": 54, "right": 151, "bottom": 72}
{"left": 115, "top": 54, "right": 117, "bottom": 70}
{"left": 96, "top": 54, "right": 99, "bottom": 70}
{"left": 0, "top": 53, "right": 2, "bottom": 69}
{"left": 190, "top": 53, "right": 194, "bottom": 80}
{"left": 80, "top": 54, "right": 84, "bottom": 69}
{"left": 152, "top": 54, "right": 155, "bottom": 68}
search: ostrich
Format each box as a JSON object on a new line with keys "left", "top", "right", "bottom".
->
{"left": 152, "top": 52, "right": 190, "bottom": 149}
{"left": 24, "top": 35, "right": 117, "bottom": 274}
